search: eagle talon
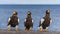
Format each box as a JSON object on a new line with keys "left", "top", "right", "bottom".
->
{"left": 29, "top": 28, "right": 32, "bottom": 30}
{"left": 25, "top": 28, "right": 28, "bottom": 30}
{"left": 8, "top": 29, "right": 10, "bottom": 32}
{"left": 8, "top": 28, "right": 10, "bottom": 32}
{"left": 40, "top": 30, "right": 43, "bottom": 32}
{"left": 25, "top": 27, "right": 32, "bottom": 31}
{"left": 15, "top": 30, "right": 18, "bottom": 32}
{"left": 40, "top": 29, "right": 43, "bottom": 32}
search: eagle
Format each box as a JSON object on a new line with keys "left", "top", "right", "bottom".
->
{"left": 7, "top": 11, "right": 19, "bottom": 32}
{"left": 39, "top": 9, "right": 52, "bottom": 32}
{"left": 24, "top": 11, "right": 33, "bottom": 30}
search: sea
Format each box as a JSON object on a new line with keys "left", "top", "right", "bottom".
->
{"left": 0, "top": 5, "right": 60, "bottom": 31}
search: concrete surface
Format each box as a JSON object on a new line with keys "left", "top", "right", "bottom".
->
{"left": 0, "top": 30, "right": 59, "bottom": 34}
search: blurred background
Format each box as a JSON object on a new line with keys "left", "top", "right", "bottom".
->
{"left": 0, "top": 5, "right": 60, "bottom": 31}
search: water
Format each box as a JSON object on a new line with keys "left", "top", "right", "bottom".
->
{"left": 0, "top": 5, "right": 60, "bottom": 31}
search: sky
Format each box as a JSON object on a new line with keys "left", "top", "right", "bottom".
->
{"left": 0, "top": 0, "right": 60, "bottom": 4}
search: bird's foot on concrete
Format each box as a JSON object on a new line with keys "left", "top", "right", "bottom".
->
{"left": 40, "top": 29, "right": 43, "bottom": 32}
{"left": 8, "top": 30, "right": 10, "bottom": 32}
{"left": 29, "top": 28, "right": 32, "bottom": 30}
